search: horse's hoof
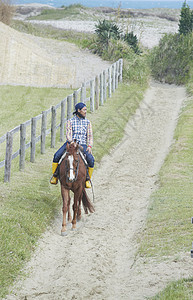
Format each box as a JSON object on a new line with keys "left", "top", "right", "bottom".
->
{"left": 61, "top": 231, "right": 67, "bottom": 236}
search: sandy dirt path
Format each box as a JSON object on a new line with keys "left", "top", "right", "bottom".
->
{"left": 5, "top": 81, "right": 192, "bottom": 300}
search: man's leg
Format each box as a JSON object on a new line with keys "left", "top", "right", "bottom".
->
{"left": 50, "top": 142, "right": 67, "bottom": 184}
{"left": 83, "top": 146, "right": 94, "bottom": 188}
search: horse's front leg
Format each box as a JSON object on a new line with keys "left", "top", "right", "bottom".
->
{"left": 67, "top": 194, "right": 72, "bottom": 223}
{"left": 72, "top": 188, "right": 82, "bottom": 229}
{"left": 61, "top": 185, "right": 69, "bottom": 235}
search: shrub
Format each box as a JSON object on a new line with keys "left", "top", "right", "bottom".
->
{"left": 102, "top": 38, "right": 135, "bottom": 61}
{"left": 0, "top": 0, "right": 14, "bottom": 25}
{"left": 123, "top": 31, "right": 141, "bottom": 54}
{"left": 178, "top": 1, "right": 193, "bottom": 35}
{"left": 95, "top": 19, "right": 121, "bottom": 50}
{"left": 150, "top": 33, "right": 193, "bottom": 85}
{"left": 94, "top": 19, "right": 141, "bottom": 55}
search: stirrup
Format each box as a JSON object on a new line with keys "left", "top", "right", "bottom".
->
{"left": 85, "top": 180, "right": 91, "bottom": 188}
{"left": 50, "top": 175, "right": 58, "bottom": 185}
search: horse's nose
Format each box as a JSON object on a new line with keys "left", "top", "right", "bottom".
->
{"left": 69, "top": 176, "right": 75, "bottom": 182}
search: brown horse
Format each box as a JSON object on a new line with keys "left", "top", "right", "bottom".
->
{"left": 59, "top": 140, "right": 95, "bottom": 235}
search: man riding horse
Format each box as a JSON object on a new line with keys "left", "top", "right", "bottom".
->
{"left": 50, "top": 102, "right": 94, "bottom": 188}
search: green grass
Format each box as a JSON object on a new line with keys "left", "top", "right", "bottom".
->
{"left": 0, "top": 79, "right": 148, "bottom": 298}
{"left": 27, "top": 4, "right": 88, "bottom": 21}
{"left": 0, "top": 86, "right": 73, "bottom": 136}
{"left": 150, "top": 278, "right": 193, "bottom": 300}
{"left": 11, "top": 20, "right": 93, "bottom": 48}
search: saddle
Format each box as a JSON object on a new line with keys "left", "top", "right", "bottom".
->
{"left": 56, "top": 149, "right": 89, "bottom": 181}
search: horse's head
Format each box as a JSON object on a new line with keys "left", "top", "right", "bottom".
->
{"left": 65, "top": 141, "right": 80, "bottom": 182}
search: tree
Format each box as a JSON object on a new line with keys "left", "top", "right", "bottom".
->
{"left": 178, "top": 0, "right": 193, "bottom": 35}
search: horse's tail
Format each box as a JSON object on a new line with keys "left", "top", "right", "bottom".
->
{"left": 82, "top": 188, "right": 95, "bottom": 214}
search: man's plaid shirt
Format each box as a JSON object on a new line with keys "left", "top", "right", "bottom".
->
{"left": 66, "top": 115, "right": 93, "bottom": 147}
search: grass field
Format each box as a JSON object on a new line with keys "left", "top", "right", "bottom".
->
{"left": 0, "top": 86, "right": 73, "bottom": 136}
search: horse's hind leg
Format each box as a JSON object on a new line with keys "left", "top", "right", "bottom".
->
{"left": 77, "top": 196, "right": 82, "bottom": 221}
{"left": 61, "top": 186, "right": 69, "bottom": 235}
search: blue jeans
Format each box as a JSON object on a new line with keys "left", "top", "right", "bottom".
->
{"left": 53, "top": 142, "right": 94, "bottom": 168}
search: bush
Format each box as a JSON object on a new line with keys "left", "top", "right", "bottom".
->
{"left": 95, "top": 19, "right": 121, "bottom": 51}
{"left": 178, "top": 1, "right": 193, "bottom": 35}
{"left": 94, "top": 19, "right": 141, "bottom": 56}
{"left": 0, "top": 0, "right": 14, "bottom": 25}
{"left": 150, "top": 33, "right": 193, "bottom": 85}
{"left": 102, "top": 38, "right": 134, "bottom": 60}
{"left": 123, "top": 31, "right": 141, "bottom": 54}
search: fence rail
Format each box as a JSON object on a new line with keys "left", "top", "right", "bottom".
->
{"left": 0, "top": 59, "right": 123, "bottom": 182}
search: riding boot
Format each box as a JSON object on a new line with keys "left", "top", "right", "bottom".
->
{"left": 50, "top": 162, "right": 58, "bottom": 185}
{"left": 85, "top": 167, "right": 94, "bottom": 188}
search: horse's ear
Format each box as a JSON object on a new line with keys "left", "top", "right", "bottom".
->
{"left": 66, "top": 143, "right": 69, "bottom": 151}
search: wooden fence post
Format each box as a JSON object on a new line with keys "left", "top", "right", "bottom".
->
{"left": 30, "top": 117, "right": 37, "bottom": 162}
{"left": 41, "top": 111, "right": 47, "bottom": 154}
{"left": 103, "top": 70, "right": 107, "bottom": 102}
{"left": 90, "top": 79, "right": 95, "bottom": 112}
{"left": 73, "top": 90, "right": 78, "bottom": 108}
{"left": 81, "top": 82, "right": 86, "bottom": 103}
{"left": 60, "top": 99, "right": 66, "bottom": 142}
{"left": 115, "top": 60, "right": 119, "bottom": 89}
{"left": 51, "top": 106, "right": 56, "bottom": 148}
{"left": 95, "top": 75, "right": 99, "bottom": 110}
{"left": 4, "top": 132, "right": 13, "bottom": 182}
{"left": 100, "top": 73, "right": 104, "bottom": 106}
{"left": 67, "top": 95, "right": 72, "bottom": 120}
{"left": 20, "top": 123, "right": 26, "bottom": 170}
{"left": 108, "top": 67, "right": 112, "bottom": 98}
{"left": 119, "top": 59, "right": 123, "bottom": 83}
{"left": 112, "top": 63, "right": 116, "bottom": 93}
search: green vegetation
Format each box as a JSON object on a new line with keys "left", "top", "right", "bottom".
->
{"left": 28, "top": 4, "right": 87, "bottom": 21}
{"left": 150, "top": 1, "right": 193, "bottom": 86}
{"left": 93, "top": 19, "right": 140, "bottom": 56}
{"left": 178, "top": 1, "right": 193, "bottom": 35}
{"left": 150, "top": 33, "right": 193, "bottom": 85}
{"left": 151, "top": 278, "right": 193, "bottom": 299}
{"left": 11, "top": 20, "right": 93, "bottom": 48}
{"left": 0, "top": 86, "right": 73, "bottom": 136}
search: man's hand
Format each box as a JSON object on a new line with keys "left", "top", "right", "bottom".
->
{"left": 86, "top": 146, "right": 92, "bottom": 154}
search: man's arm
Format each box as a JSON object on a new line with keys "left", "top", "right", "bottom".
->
{"left": 86, "top": 122, "right": 93, "bottom": 153}
{"left": 66, "top": 120, "right": 72, "bottom": 142}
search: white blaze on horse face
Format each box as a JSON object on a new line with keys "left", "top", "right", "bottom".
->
{"left": 68, "top": 155, "right": 75, "bottom": 181}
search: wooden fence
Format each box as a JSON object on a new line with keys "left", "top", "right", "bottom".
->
{"left": 0, "top": 58, "right": 123, "bottom": 182}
